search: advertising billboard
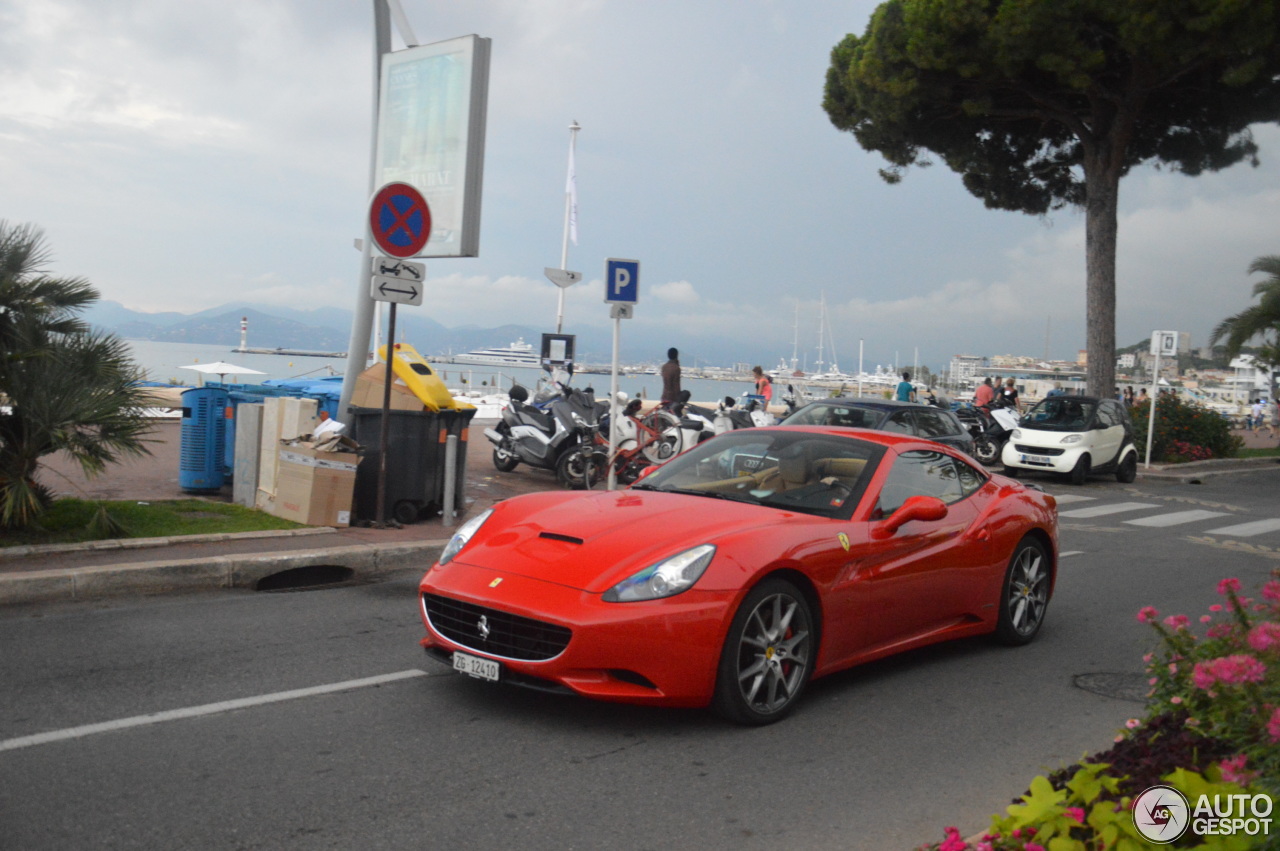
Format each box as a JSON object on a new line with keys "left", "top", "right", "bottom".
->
{"left": 375, "top": 35, "right": 491, "bottom": 257}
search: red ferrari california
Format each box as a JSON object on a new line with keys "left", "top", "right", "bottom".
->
{"left": 418, "top": 426, "right": 1058, "bottom": 724}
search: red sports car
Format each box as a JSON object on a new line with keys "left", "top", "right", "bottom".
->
{"left": 418, "top": 427, "right": 1058, "bottom": 724}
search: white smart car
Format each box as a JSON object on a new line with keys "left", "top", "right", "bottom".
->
{"left": 1001, "top": 396, "right": 1138, "bottom": 484}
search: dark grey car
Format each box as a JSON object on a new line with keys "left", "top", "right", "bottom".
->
{"left": 780, "top": 398, "right": 976, "bottom": 455}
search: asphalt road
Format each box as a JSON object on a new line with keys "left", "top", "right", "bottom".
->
{"left": 3, "top": 469, "right": 1279, "bottom": 849}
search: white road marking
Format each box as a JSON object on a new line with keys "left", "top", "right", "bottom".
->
{"left": 1124, "top": 510, "right": 1231, "bottom": 528}
{"left": 1060, "top": 551, "right": 1084, "bottom": 557}
{"left": 0, "top": 669, "right": 428, "bottom": 753}
{"left": 1059, "top": 502, "right": 1158, "bottom": 518}
{"left": 1204, "top": 518, "right": 1280, "bottom": 538}
{"left": 1050, "top": 494, "right": 1096, "bottom": 505}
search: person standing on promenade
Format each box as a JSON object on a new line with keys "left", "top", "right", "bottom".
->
{"left": 997, "top": 378, "right": 1020, "bottom": 411}
{"left": 974, "top": 377, "right": 996, "bottom": 408}
{"left": 660, "top": 347, "right": 682, "bottom": 408}
{"left": 1251, "top": 398, "right": 1266, "bottom": 436}
{"left": 751, "top": 366, "right": 774, "bottom": 406}
{"left": 895, "top": 371, "right": 916, "bottom": 403}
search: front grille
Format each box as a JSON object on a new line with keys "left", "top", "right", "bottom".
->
{"left": 1014, "top": 444, "right": 1065, "bottom": 456}
{"left": 423, "top": 593, "right": 572, "bottom": 661}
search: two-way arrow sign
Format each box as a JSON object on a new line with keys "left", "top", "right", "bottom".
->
{"left": 371, "top": 255, "right": 425, "bottom": 306}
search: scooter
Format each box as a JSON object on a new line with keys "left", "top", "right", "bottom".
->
{"left": 485, "top": 382, "right": 606, "bottom": 488}
{"left": 956, "top": 401, "right": 1020, "bottom": 466}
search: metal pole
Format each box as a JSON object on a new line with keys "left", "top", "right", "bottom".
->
{"left": 858, "top": 339, "right": 864, "bottom": 398}
{"left": 338, "top": 0, "right": 392, "bottom": 424}
{"left": 1144, "top": 349, "right": 1160, "bottom": 469}
{"left": 607, "top": 314, "right": 620, "bottom": 490}
{"left": 556, "top": 121, "right": 580, "bottom": 334}
{"left": 442, "top": 434, "right": 458, "bottom": 528}
{"left": 377, "top": 302, "right": 397, "bottom": 524}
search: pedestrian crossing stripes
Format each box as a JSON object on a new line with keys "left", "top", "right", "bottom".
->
{"left": 1059, "top": 502, "right": 1158, "bottom": 518}
{"left": 1124, "top": 510, "right": 1229, "bottom": 528}
{"left": 1203, "top": 518, "right": 1280, "bottom": 537}
{"left": 1044, "top": 491, "right": 1280, "bottom": 542}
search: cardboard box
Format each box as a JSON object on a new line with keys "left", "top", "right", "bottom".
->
{"left": 256, "top": 397, "right": 319, "bottom": 511}
{"left": 351, "top": 363, "right": 424, "bottom": 411}
{"left": 269, "top": 442, "right": 358, "bottom": 527}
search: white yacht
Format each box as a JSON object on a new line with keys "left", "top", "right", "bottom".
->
{"left": 451, "top": 338, "right": 541, "bottom": 368}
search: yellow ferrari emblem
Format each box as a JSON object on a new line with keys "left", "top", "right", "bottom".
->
{"left": 489, "top": 577, "right": 504, "bottom": 588}
{"left": 838, "top": 533, "right": 850, "bottom": 552}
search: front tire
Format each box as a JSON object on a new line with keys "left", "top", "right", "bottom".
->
{"left": 712, "top": 579, "right": 815, "bottom": 725}
{"left": 492, "top": 447, "right": 519, "bottom": 473}
{"left": 640, "top": 410, "right": 683, "bottom": 464}
{"left": 1115, "top": 451, "right": 1137, "bottom": 483}
{"left": 1068, "top": 454, "right": 1090, "bottom": 485}
{"left": 995, "top": 537, "right": 1051, "bottom": 645}
{"left": 973, "top": 436, "right": 1000, "bottom": 466}
{"left": 555, "top": 446, "right": 606, "bottom": 489}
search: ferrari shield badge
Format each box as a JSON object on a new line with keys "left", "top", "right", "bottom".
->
{"left": 489, "top": 577, "right": 504, "bottom": 588}
{"left": 838, "top": 533, "right": 850, "bottom": 552}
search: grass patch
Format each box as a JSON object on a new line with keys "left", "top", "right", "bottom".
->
{"left": 1237, "top": 446, "right": 1280, "bottom": 459}
{"left": 3, "top": 499, "right": 305, "bottom": 547}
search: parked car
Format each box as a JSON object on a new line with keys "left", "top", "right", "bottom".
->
{"left": 780, "top": 398, "right": 975, "bottom": 455}
{"left": 1001, "top": 396, "right": 1138, "bottom": 484}
{"left": 418, "top": 427, "right": 1057, "bottom": 724}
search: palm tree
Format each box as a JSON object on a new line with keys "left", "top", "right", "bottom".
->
{"left": 1210, "top": 255, "right": 1280, "bottom": 398}
{"left": 0, "top": 221, "right": 154, "bottom": 529}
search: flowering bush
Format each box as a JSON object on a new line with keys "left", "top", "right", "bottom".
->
{"left": 916, "top": 572, "right": 1279, "bottom": 850}
{"left": 1129, "top": 395, "right": 1242, "bottom": 463}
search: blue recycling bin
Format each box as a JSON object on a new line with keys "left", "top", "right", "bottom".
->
{"left": 179, "top": 387, "right": 230, "bottom": 492}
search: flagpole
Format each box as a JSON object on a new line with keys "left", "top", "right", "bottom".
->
{"left": 557, "top": 120, "right": 580, "bottom": 334}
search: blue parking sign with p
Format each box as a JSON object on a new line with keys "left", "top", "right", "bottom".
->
{"left": 604, "top": 258, "right": 639, "bottom": 304}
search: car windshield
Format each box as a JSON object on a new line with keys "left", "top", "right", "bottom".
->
{"left": 1022, "top": 397, "right": 1096, "bottom": 432}
{"left": 632, "top": 430, "right": 882, "bottom": 518}
{"left": 781, "top": 403, "right": 883, "bottom": 429}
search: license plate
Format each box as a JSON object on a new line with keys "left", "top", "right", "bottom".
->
{"left": 1020, "top": 454, "right": 1052, "bottom": 465}
{"left": 452, "top": 651, "right": 501, "bottom": 682}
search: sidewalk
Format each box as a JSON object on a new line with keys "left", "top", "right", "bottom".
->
{"left": 1, "top": 420, "right": 561, "bottom": 605}
{"left": 3, "top": 420, "right": 1278, "bottom": 605}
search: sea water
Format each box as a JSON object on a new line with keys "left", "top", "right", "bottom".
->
{"left": 123, "top": 339, "right": 759, "bottom": 404}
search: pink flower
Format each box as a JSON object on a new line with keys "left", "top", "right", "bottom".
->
{"left": 1138, "top": 606, "right": 1160, "bottom": 623}
{"left": 1201, "top": 615, "right": 1213, "bottom": 623}
{"left": 1168, "top": 663, "right": 1179, "bottom": 674}
{"left": 1268, "top": 707, "right": 1280, "bottom": 743}
{"left": 1220, "top": 754, "right": 1258, "bottom": 785}
{"left": 1218, "top": 577, "right": 1241, "bottom": 595}
{"left": 1210, "top": 604, "right": 1224, "bottom": 612}
{"left": 1262, "top": 581, "right": 1280, "bottom": 604}
{"left": 1248, "top": 622, "right": 1280, "bottom": 652}
{"left": 1025, "top": 845, "right": 1046, "bottom": 851}
{"left": 1125, "top": 718, "right": 1141, "bottom": 729}
{"left": 1207, "top": 624, "right": 1233, "bottom": 639}
{"left": 1193, "top": 654, "right": 1267, "bottom": 689}
{"left": 1065, "top": 807, "right": 1085, "bottom": 824}
{"left": 1143, "top": 652, "right": 1154, "bottom": 663}
{"left": 1163, "top": 614, "right": 1190, "bottom": 631}
{"left": 1171, "top": 696, "right": 1183, "bottom": 704}
{"left": 938, "top": 826, "right": 968, "bottom": 851}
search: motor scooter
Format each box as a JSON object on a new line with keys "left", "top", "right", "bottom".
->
{"left": 484, "top": 382, "right": 605, "bottom": 488}
{"left": 956, "top": 401, "right": 1020, "bottom": 465}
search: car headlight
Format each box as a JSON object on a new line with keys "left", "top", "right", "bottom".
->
{"left": 438, "top": 508, "right": 493, "bottom": 565}
{"left": 603, "top": 544, "right": 716, "bottom": 602}
{"left": 1011, "top": 428, "right": 1022, "bottom": 439}
{"left": 1060, "top": 434, "right": 1082, "bottom": 445}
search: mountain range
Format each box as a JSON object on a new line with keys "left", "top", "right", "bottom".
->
{"left": 82, "top": 301, "right": 749, "bottom": 367}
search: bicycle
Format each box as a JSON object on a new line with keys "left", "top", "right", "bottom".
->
{"left": 605, "top": 399, "right": 686, "bottom": 485}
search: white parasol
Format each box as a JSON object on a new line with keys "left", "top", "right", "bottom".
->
{"left": 179, "top": 361, "right": 266, "bottom": 385}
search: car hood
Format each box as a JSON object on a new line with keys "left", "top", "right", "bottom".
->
{"left": 453, "top": 489, "right": 778, "bottom": 593}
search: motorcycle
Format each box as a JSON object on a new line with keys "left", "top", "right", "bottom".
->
{"left": 484, "top": 382, "right": 606, "bottom": 488}
{"left": 956, "top": 400, "right": 1021, "bottom": 466}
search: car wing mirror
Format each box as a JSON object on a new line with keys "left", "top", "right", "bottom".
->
{"left": 872, "top": 495, "right": 948, "bottom": 539}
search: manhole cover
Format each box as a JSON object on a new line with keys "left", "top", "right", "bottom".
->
{"left": 1074, "top": 672, "right": 1149, "bottom": 702}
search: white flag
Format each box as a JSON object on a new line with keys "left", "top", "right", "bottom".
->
{"left": 566, "top": 139, "right": 579, "bottom": 246}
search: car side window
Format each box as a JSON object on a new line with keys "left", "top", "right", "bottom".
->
{"left": 1096, "top": 404, "right": 1118, "bottom": 428}
{"left": 876, "top": 450, "right": 966, "bottom": 516}
{"left": 884, "top": 411, "right": 914, "bottom": 435}
{"left": 914, "top": 409, "right": 954, "bottom": 438}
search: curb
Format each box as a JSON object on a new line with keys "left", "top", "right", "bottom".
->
{"left": 0, "top": 540, "right": 447, "bottom": 606}
{"left": 0, "top": 526, "right": 336, "bottom": 563}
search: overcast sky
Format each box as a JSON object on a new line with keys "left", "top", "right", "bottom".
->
{"left": 3, "top": 0, "right": 1278, "bottom": 371}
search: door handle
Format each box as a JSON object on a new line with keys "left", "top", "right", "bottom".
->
{"left": 975, "top": 528, "right": 990, "bottom": 542}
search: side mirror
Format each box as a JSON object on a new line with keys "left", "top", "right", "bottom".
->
{"left": 872, "top": 495, "right": 948, "bottom": 539}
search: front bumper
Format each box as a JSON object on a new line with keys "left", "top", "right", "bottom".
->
{"left": 1001, "top": 438, "right": 1085, "bottom": 473}
{"left": 418, "top": 561, "right": 732, "bottom": 708}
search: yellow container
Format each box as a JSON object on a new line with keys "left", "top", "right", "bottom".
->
{"left": 378, "top": 343, "right": 458, "bottom": 411}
